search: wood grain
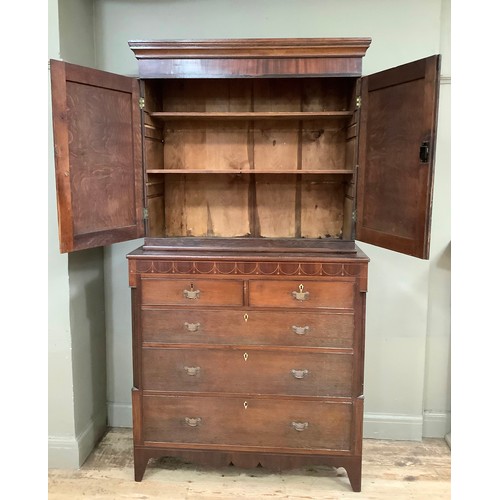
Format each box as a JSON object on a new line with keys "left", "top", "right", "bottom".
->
{"left": 142, "top": 395, "right": 353, "bottom": 451}
{"left": 50, "top": 60, "right": 144, "bottom": 252}
{"left": 141, "top": 308, "right": 355, "bottom": 348}
{"left": 356, "top": 55, "right": 440, "bottom": 259}
{"left": 249, "top": 279, "right": 355, "bottom": 309}
{"left": 141, "top": 278, "right": 244, "bottom": 306}
{"left": 129, "top": 37, "right": 372, "bottom": 59}
{"left": 141, "top": 348, "right": 353, "bottom": 396}
{"left": 145, "top": 76, "right": 358, "bottom": 239}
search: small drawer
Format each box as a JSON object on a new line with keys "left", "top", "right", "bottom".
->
{"left": 141, "top": 278, "right": 244, "bottom": 306}
{"left": 143, "top": 394, "right": 353, "bottom": 452}
{"left": 142, "top": 309, "right": 354, "bottom": 348}
{"left": 249, "top": 280, "right": 355, "bottom": 309}
{"left": 142, "top": 347, "right": 353, "bottom": 397}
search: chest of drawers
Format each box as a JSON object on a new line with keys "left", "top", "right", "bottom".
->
{"left": 128, "top": 242, "right": 368, "bottom": 491}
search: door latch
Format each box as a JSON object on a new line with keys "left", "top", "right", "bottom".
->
{"left": 419, "top": 141, "right": 430, "bottom": 163}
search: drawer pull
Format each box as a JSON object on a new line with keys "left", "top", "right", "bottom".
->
{"left": 184, "top": 366, "right": 201, "bottom": 376}
{"left": 292, "top": 325, "right": 310, "bottom": 335}
{"left": 183, "top": 283, "right": 200, "bottom": 300}
{"left": 184, "top": 417, "right": 201, "bottom": 427}
{"left": 292, "top": 283, "right": 309, "bottom": 301}
{"left": 291, "top": 369, "right": 309, "bottom": 379}
{"left": 184, "top": 322, "right": 201, "bottom": 332}
{"left": 292, "top": 421, "right": 309, "bottom": 432}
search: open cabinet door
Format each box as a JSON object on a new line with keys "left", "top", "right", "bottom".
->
{"left": 356, "top": 55, "right": 440, "bottom": 259}
{"left": 50, "top": 60, "right": 144, "bottom": 253}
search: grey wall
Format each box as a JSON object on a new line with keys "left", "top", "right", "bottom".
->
{"left": 68, "top": 248, "right": 107, "bottom": 464}
{"left": 422, "top": 0, "right": 451, "bottom": 437}
{"left": 48, "top": 0, "right": 107, "bottom": 468}
{"left": 48, "top": 0, "right": 76, "bottom": 467}
{"left": 95, "top": 0, "right": 451, "bottom": 440}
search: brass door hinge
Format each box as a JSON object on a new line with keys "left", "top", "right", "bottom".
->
{"left": 352, "top": 209, "right": 357, "bottom": 223}
{"left": 139, "top": 97, "right": 145, "bottom": 110}
{"left": 143, "top": 207, "right": 149, "bottom": 220}
{"left": 356, "top": 96, "right": 361, "bottom": 108}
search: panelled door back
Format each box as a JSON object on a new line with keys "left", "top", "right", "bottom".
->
{"left": 356, "top": 55, "right": 440, "bottom": 259}
{"left": 50, "top": 60, "right": 144, "bottom": 253}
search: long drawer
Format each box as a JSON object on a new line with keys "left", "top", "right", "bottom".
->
{"left": 142, "top": 347, "right": 352, "bottom": 397}
{"left": 249, "top": 280, "right": 355, "bottom": 309}
{"left": 142, "top": 394, "right": 353, "bottom": 452}
{"left": 141, "top": 278, "right": 244, "bottom": 306}
{"left": 141, "top": 308, "right": 355, "bottom": 348}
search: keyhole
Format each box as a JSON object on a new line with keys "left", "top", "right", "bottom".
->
{"left": 244, "top": 401, "right": 248, "bottom": 409}
{"left": 243, "top": 352, "right": 249, "bottom": 361}
{"left": 244, "top": 313, "right": 249, "bottom": 323}
{"left": 299, "top": 284, "right": 304, "bottom": 293}
{"left": 190, "top": 283, "right": 194, "bottom": 291}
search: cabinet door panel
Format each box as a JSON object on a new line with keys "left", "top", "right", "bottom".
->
{"left": 50, "top": 60, "right": 144, "bottom": 252}
{"left": 357, "top": 55, "right": 440, "bottom": 259}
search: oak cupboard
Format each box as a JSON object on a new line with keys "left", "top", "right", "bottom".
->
{"left": 50, "top": 38, "right": 440, "bottom": 492}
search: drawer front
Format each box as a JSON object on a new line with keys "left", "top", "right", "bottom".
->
{"left": 143, "top": 395, "right": 353, "bottom": 452}
{"left": 249, "top": 280, "right": 354, "bottom": 309}
{"left": 142, "top": 348, "right": 352, "bottom": 397}
{"left": 142, "top": 309, "right": 354, "bottom": 348}
{"left": 141, "top": 278, "right": 244, "bottom": 306}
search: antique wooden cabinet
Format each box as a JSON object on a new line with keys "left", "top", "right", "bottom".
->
{"left": 50, "top": 38, "right": 440, "bottom": 492}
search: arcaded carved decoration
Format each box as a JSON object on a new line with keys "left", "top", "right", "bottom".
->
{"left": 133, "top": 259, "right": 363, "bottom": 277}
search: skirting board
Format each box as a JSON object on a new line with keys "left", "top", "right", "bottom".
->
{"left": 108, "top": 403, "right": 449, "bottom": 442}
{"left": 422, "top": 411, "right": 451, "bottom": 439}
{"left": 363, "top": 413, "right": 423, "bottom": 441}
{"left": 364, "top": 411, "right": 450, "bottom": 441}
{"left": 48, "top": 410, "right": 107, "bottom": 469}
{"left": 108, "top": 402, "right": 133, "bottom": 428}
{"left": 48, "top": 434, "right": 80, "bottom": 469}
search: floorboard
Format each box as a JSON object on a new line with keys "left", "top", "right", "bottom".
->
{"left": 48, "top": 428, "right": 450, "bottom": 499}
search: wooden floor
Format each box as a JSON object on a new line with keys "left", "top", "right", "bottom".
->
{"left": 48, "top": 428, "right": 450, "bottom": 499}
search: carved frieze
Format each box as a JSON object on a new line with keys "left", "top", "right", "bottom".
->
{"left": 132, "top": 259, "right": 363, "bottom": 277}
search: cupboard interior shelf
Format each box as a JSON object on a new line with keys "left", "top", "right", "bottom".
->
{"left": 147, "top": 111, "right": 354, "bottom": 120}
{"left": 146, "top": 169, "right": 355, "bottom": 175}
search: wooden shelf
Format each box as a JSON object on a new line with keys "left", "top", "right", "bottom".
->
{"left": 146, "top": 169, "right": 355, "bottom": 175}
{"left": 147, "top": 111, "right": 353, "bottom": 120}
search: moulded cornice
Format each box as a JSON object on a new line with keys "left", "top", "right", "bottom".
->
{"left": 128, "top": 37, "right": 372, "bottom": 59}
